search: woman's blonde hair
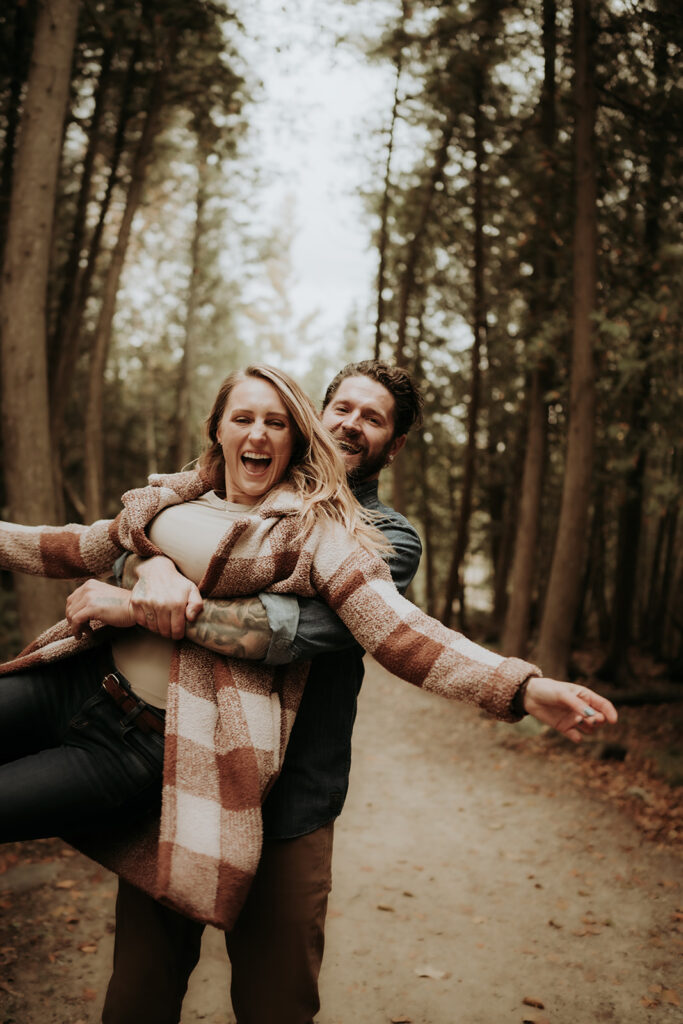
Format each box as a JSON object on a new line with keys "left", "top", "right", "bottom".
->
{"left": 199, "top": 365, "right": 389, "bottom": 553}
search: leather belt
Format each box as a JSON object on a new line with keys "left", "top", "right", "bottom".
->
{"left": 101, "top": 672, "right": 165, "bottom": 735}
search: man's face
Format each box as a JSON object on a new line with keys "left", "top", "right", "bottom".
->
{"left": 321, "top": 375, "right": 406, "bottom": 482}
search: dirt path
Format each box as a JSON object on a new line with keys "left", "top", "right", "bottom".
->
{"left": 1, "top": 660, "right": 681, "bottom": 1023}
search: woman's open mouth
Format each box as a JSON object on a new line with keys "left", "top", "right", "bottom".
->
{"left": 241, "top": 451, "right": 272, "bottom": 475}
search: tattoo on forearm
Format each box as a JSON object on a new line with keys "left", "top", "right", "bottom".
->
{"left": 186, "top": 598, "right": 271, "bottom": 659}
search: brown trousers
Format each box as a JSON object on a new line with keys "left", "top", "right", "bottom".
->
{"left": 101, "top": 823, "right": 334, "bottom": 1024}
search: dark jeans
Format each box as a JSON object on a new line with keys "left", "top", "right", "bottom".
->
{"left": 0, "top": 645, "right": 164, "bottom": 842}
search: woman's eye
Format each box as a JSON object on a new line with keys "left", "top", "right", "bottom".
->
{"left": 269, "top": 420, "right": 285, "bottom": 429}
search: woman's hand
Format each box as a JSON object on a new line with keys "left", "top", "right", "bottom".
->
{"left": 128, "top": 556, "right": 203, "bottom": 641}
{"left": 523, "top": 677, "right": 618, "bottom": 743}
{"left": 66, "top": 580, "right": 135, "bottom": 639}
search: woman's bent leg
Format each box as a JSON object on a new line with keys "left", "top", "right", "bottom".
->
{"left": 0, "top": 649, "right": 164, "bottom": 841}
{"left": 0, "top": 648, "right": 111, "bottom": 764}
{"left": 102, "top": 879, "right": 204, "bottom": 1024}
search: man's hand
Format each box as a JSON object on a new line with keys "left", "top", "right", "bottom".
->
{"left": 66, "top": 580, "right": 136, "bottom": 639}
{"left": 125, "top": 555, "right": 204, "bottom": 640}
{"left": 524, "top": 677, "right": 618, "bottom": 743}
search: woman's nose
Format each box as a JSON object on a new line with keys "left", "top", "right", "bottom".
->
{"left": 248, "top": 420, "right": 267, "bottom": 441}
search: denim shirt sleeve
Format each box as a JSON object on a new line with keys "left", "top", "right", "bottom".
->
{"left": 262, "top": 514, "right": 422, "bottom": 666}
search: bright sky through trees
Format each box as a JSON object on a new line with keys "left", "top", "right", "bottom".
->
{"left": 238, "top": 0, "right": 397, "bottom": 362}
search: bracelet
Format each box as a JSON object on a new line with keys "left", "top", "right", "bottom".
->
{"left": 511, "top": 678, "right": 531, "bottom": 718}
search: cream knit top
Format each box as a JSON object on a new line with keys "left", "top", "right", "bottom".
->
{"left": 111, "top": 491, "right": 255, "bottom": 708}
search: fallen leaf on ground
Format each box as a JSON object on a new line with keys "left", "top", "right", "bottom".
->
{"left": 81, "top": 988, "right": 97, "bottom": 1001}
{"left": 415, "top": 965, "right": 449, "bottom": 980}
{"left": 522, "top": 996, "right": 545, "bottom": 1008}
{"left": 377, "top": 904, "right": 395, "bottom": 912}
{"left": 78, "top": 943, "right": 98, "bottom": 954}
{"left": 662, "top": 989, "right": 680, "bottom": 1006}
{"left": 55, "top": 879, "right": 76, "bottom": 889}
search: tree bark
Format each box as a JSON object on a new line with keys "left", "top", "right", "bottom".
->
{"left": 441, "top": 71, "right": 485, "bottom": 630}
{"left": 84, "top": 49, "right": 171, "bottom": 521}
{"left": 395, "top": 117, "right": 456, "bottom": 369}
{"left": 501, "top": 0, "right": 556, "bottom": 656}
{"left": 51, "top": 38, "right": 142, "bottom": 452}
{"left": 535, "top": 0, "right": 597, "bottom": 679}
{"left": 175, "top": 152, "right": 208, "bottom": 470}
{"left": 0, "top": 1, "right": 35, "bottom": 266}
{"left": 0, "top": 0, "right": 80, "bottom": 642}
{"left": 375, "top": 7, "right": 406, "bottom": 361}
{"left": 502, "top": 368, "right": 549, "bottom": 654}
{"left": 49, "top": 42, "right": 114, "bottom": 377}
{"left": 597, "top": 18, "right": 667, "bottom": 683}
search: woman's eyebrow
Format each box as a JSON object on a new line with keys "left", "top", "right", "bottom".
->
{"left": 230, "top": 407, "right": 288, "bottom": 416}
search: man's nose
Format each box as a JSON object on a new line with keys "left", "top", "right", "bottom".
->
{"left": 340, "top": 410, "right": 361, "bottom": 431}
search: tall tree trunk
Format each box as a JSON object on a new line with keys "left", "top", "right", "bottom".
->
{"left": 441, "top": 71, "right": 485, "bottom": 630}
{"left": 84, "top": 52, "right": 171, "bottom": 522}
{"left": 502, "top": 368, "right": 549, "bottom": 654}
{"left": 597, "top": 19, "right": 667, "bottom": 684}
{"left": 395, "top": 117, "right": 456, "bottom": 368}
{"left": 176, "top": 154, "right": 208, "bottom": 470}
{"left": 0, "top": 0, "right": 80, "bottom": 642}
{"left": 49, "top": 42, "right": 114, "bottom": 377}
{"left": 392, "top": 115, "right": 456, "bottom": 515}
{"left": 502, "top": 0, "right": 556, "bottom": 656}
{"left": 51, "top": 38, "right": 141, "bottom": 451}
{"left": 375, "top": 7, "right": 406, "bottom": 361}
{"left": 535, "top": 0, "right": 597, "bottom": 679}
{"left": 0, "top": 1, "right": 35, "bottom": 265}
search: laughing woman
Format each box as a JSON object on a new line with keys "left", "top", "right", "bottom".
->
{"left": 0, "top": 365, "right": 616, "bottom": 928}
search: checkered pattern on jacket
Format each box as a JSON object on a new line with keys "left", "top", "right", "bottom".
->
{"left": 0, "top": 470, "right": 539, "bottom": 927}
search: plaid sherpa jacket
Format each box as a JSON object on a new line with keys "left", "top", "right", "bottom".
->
{"left": 0, "top": 469, "right": 540, "bottom": 928}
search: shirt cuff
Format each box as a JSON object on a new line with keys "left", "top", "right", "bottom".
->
{"left": 112, "top": 552, "right": 129, "bottom": 586}
{"left": 259, "top": 593, "right": 301, "bottom": 665}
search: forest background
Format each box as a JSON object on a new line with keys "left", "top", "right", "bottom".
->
{"left": 0, "top": 0, "right": 681, "bottom": 700}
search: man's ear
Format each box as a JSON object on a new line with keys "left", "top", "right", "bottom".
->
{"left": 388, "top": 433, "right": 407, "bottom": 461}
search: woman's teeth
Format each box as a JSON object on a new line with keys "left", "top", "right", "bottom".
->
{"left": 242, "top": 452, "right": 271, "bottom": 472}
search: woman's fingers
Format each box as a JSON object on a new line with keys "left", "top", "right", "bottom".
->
{"left": 524, "top": 678, "right": 617, "bottom": 741}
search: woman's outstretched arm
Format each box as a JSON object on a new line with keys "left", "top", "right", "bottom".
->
{"left": 0, "top": 518, "right": 122, "bottom": 579}
{"left": 309, "top": 523, "right": 617, "bottom": 738}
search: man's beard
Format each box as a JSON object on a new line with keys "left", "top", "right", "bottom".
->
{"left": 342, "top": 437, "right": 395, "bottom": 484}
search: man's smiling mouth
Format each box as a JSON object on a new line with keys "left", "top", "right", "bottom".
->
{"left": 337, "top": 440, "right": 363, "bottom": 456}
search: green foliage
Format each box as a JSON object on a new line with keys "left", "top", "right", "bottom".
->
{"left": 361, "top": 0, "right": 682, "bottom": 661}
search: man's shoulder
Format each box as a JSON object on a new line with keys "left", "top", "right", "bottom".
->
{"left": 355, "top": 483, "right": 419, "bottom": 537}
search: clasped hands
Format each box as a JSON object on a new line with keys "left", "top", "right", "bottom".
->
{"left": 65, "top": 556, "right": 203, "bottom": 642}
